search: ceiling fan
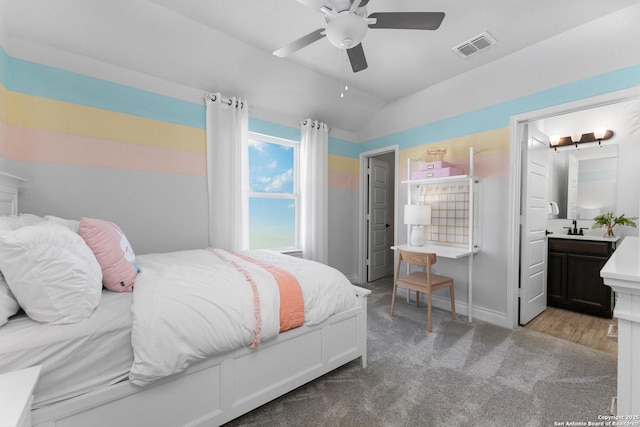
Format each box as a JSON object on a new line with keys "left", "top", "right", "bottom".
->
{"left": 273, "top": 0, "right": 445, "bottom": 72}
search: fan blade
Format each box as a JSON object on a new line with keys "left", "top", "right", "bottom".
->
{"left": 347, "top": 43, "right": 368, "bottom": 73}
{"left": 368, "top": 12, "right": 445, "bottom": 30}
{"left": 273, "top": 29, "right": 326, "bottom": 57}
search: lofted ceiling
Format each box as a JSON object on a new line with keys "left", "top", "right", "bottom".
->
{"left": 1, "top": 0, "right": 638, "bottom": 136}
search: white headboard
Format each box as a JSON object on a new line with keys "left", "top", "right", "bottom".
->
{"left": 0, "top": 172, "right": 26, "bottom": 216}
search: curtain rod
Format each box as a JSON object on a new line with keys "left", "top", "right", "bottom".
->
{"left": 204, "top": 92, "right": 248, "bottom": 109}
{"left": 301, "top": 118, "right": 331, "bottom": 133}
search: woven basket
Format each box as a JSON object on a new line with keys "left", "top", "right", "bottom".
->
{"left": 424, "top": 147, "right": 447, "bottom": 162}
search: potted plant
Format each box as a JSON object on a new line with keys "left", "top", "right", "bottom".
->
{"left": 592, "top": 212, "right": 638, "bottom": 237}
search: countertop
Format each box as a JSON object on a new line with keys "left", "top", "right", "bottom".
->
{"left": 390, "top": 244, "right": 477, "bottom": 259}
{"left": 601, "top": 236, "right": 640, "bottom": 284}
{"left": 548, "top": 233, "right": 620, "bottom": 243}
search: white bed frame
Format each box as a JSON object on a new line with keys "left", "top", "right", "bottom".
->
{"left": 30, "top": 285, "right": 370, "bottom": 427}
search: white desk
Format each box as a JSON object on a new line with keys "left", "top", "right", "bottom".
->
{"left": 0, "top": 365, "right": 41, "bottom": 427}
{"left": 600, "top": 236, "right": 640, "bottom": 418}
{"left": 391, "top": 243, "right": 478, "bottom": 321}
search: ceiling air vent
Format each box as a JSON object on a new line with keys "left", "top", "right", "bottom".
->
{"left": 453, "top": 32, "right": 497, "bottom": 58}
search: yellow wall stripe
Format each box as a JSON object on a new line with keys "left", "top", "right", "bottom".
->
{"left": 7, "top": 91, "right": 205, "bottom": 153}
{"left": 329, "top": 154, "right": 358, "bottom": 175}
{"left": 0, "top": 84, "right": 7, "bottom": 124}
{"left": 399, "top": 127, "right": 510, "bottom": 166}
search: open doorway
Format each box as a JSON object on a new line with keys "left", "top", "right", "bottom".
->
{"left": 357, "top": 146, "right": 399, "bottom": 285}
{"left": 506, "top": 86, "right": 640, "bottom": 329}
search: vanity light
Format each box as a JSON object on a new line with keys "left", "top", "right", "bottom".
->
{"left": 548, "top": 129, "right": 614, "bottom": 150}
{"left": 570, "top": 132, "right": 582, "bottom": 148}
{"left": 594, "top": 128, "right": 607, "bottom": 146}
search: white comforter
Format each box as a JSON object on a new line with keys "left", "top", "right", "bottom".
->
{"left": 129, "top": 249, "right": 358, "bottom": 386}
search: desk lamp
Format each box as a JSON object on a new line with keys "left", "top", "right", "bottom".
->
{"left": 404, "top": 204, "right": 431, "bottom": 246}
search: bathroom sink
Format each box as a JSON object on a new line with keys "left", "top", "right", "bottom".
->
{"left": 548, "top": 233, "right": 620, "bottom": 242}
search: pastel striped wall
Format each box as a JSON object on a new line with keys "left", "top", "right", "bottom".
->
{"left": 7, "top": 46, "right": 637, "bottom": 202}
{"left": 0, "top": 47, "right": 361, "bottom": 191}
{"left": 0, "top": 48, "right": 8, "bottom": 160}
{"left": 398, "top": 127, "right": 510, "bottom": 181}
{"left": 2, "top": 53, "right": 203, "bottom": 176}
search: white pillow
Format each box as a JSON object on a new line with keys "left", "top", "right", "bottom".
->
{"left": 0, "top": 214, "right": 43, "bottom": 231}
{"left": 0, "top": 222, "right": 103, "bottom": 324}
{"left": 0, "top": 273, "right": 20, "bottom": 327}
{"left": 44, "top": 215, "right": 80, "bottom": 233}
{"left": 19, "top": 213, "right": 45, "bottom": 226}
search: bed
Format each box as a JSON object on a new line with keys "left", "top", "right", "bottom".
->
{"left": 0, "top": 190, "right": 369, "bottom": 426}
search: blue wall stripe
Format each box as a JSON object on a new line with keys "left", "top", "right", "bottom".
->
{"left": 328, "top": 137, "right": 360, "bottom": 158}
{"left": 0, "top": 47, "right": 8, "bottom": 87}
{"left": 249, "top": 117, "right": 300, "bottom": 141}
{"left": 7, "top": 54, "right": 205, "bottom": 129}
{"left": 359, "top": 65, "right": 640, "bottom": 153}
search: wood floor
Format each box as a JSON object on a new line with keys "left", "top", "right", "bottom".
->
{"left": 523, "top": 307, "right": 617, "bottom": 355}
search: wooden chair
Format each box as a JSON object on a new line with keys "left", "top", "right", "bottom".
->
{"left": 390, "top": 249, "right": 457, "bottom": 332}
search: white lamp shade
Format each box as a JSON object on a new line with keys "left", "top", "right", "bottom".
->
{"left": 326, "top": 13, "right": 368, "bottom": 49}
{"left": 404, "top": 204, "right": 431, "bottom": 225}
{"left": 594, "top": 128, "right": 607, "bottom": 139}
{"left": 570, "top": 132, "right": 582, "bottom": 143}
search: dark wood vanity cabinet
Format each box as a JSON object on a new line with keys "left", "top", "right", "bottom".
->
{"left": 547, "top": 238, "right": 615, "bottom": 318}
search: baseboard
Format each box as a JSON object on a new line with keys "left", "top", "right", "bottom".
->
{"left": 397, "top": 289, "right": 511, "bottom": 329}
{"left": 345, "top": 274, "right": 358, "bottom": 283}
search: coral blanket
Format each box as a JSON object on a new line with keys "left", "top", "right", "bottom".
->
{"left": 232, "top": 252, "right": 305, "bottom": 333}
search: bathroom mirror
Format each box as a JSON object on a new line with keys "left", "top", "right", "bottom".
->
{"left": 550, "top": 145, "right": 618, "bottom": 220}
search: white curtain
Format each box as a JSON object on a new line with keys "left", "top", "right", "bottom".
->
{"left": 300, "top": 119, "right": 329, "bottom": 264}
{"left": 205, "top": 93, "right": 249, "bottom": 250}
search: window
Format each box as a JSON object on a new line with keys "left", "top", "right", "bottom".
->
{"left": 247, "top": 132, "right": 299, "bottom": 251}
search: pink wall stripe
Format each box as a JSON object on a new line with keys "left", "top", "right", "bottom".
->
{"left": 329, "top": 171, "right": 358, "bottom": 190}
{"left": 0, "top": 120, "right": 8, "bottom": 159}
{"left": 470, "top": 152, "right": 509, "bottom": 179}
{"left": 6, "top": 126, "right": 206, "bottom": 176}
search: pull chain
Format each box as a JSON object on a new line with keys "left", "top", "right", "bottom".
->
{"left": 340, "top": 49, "right": 349, "bottom": 98}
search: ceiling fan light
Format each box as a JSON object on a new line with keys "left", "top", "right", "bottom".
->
{"left": 326, "top": 12, "right": 368, "bottom": 49}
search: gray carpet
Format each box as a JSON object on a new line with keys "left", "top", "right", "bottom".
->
{"left": 225, "top": 277, "right": 617, "bottom": 426}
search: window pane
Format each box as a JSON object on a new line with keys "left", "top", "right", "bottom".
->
{"left": 249, "top": 197, "right": 296, "bottom": 250}
{"left": 248, "top": 139, "right": 294, "bottom": 194}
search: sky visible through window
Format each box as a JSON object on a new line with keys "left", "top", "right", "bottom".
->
{"left": 248, "top": 138, "right": 296, "bottom": 250}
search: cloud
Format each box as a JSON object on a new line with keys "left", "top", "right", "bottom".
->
{"left": 248, "top": 139, "right": 266, "bottom": 151}
{"left": 265, "top": 168, "right": 293, "bottom": 192}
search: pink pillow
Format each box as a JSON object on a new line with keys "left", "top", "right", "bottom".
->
{"left": 79, "top": 218, "right": 138, "bottom": 292}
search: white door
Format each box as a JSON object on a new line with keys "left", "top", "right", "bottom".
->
{"left": 519, "top": 126, "right": 551, "bottom": 324}
{"left": 367, "top": 157, "right": 390, "bottom": 282}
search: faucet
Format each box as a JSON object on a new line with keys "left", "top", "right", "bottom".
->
{"left": 571, "top": 220, "right": 578, "bottom": 235}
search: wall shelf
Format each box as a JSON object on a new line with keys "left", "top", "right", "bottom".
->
{"left": 401, "top": 175, "right": 479, "bottom": 186}
{"left": 400, "top": 147, "right": 481, "bottom": 321}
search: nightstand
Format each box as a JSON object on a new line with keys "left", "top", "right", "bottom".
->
{"left": 0, "top": 365, "right": 41, "bottom": 427}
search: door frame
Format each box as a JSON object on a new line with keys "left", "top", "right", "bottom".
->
{"left": 506, "top": 86, "right": 640, "bottom": 329}
{"left": 357, "top": 145, "right": 399, "bottom": 285}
